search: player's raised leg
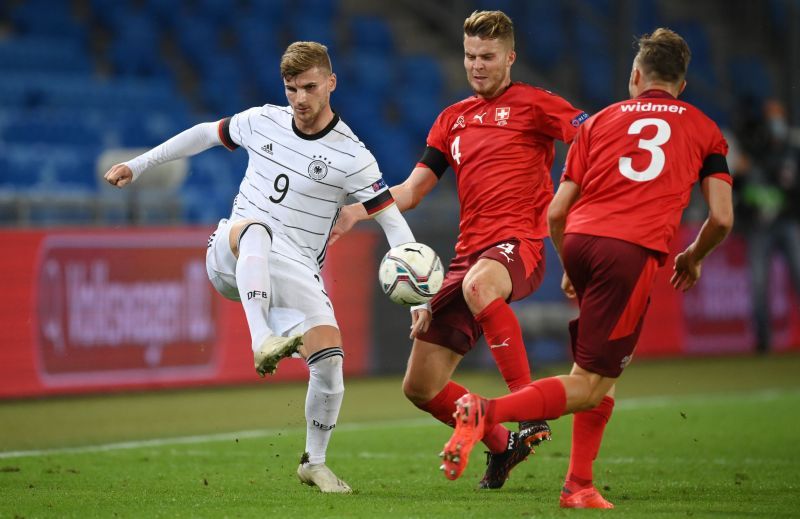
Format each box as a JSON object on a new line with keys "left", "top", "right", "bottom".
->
{"left": 442, "top": 369, "right": 615, "bottom": 480}
{"left": 229, "top": 220, "right": 302, "bottom": 376}
{"left": 465, "top": 248, "right": 552, "bottom": 447}
{"left": 296, "top": 325, "right": 351, "bottom": 493}
{"left": 403, "top": 339, "right": 528, "bottom": 483}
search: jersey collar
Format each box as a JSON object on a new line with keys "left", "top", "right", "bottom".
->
{"left": 292, "top": 112, "right": 340, "bottom": 140}
{"left": 637, "top": 89, "right": 676, "bottom": 100}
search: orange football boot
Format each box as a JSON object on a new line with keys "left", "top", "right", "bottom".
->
{"left": 440, "top": 393, "right": 488, "bottom": 481}
{"left": 559, "top": 486, "right": 615, "bottom": 509}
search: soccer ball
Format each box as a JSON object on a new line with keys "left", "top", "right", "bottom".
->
{"left": 379, "top": 242, "right": 444, "bottom": 306}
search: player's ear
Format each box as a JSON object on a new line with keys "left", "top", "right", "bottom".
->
{"left": 328, "top": 72, "right": 337, "bottom": 93}
{"left": 678, "top": 79, "right": 687, "bottom": 96}
{"left": 507, "top": 49, "right": 516, "bottom": 67}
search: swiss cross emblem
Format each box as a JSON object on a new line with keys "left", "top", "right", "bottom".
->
{"left": 495, "top": 107, "right": 510, "bottom": 126}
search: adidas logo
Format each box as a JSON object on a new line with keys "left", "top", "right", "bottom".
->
{"left": 261, "top": 142, "right": 273, "bottom": 155}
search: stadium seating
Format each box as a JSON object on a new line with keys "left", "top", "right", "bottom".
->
{"left": 0, "top": 0, "right": 783, "bottom": 228}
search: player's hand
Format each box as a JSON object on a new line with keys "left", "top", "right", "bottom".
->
{"left": 104, "top": 163, "right": 133, "bottom": 188}
{"left": 328, "top": 205, "right": 358, "bottom": 246}
{"left": 561, "top": 273, "right": 576, "bottom": 299}
{"left": 671, "top": 248, "right": 701, "bottom": 292}
{"left": 409, "top": 303, "right": 431, "bottom": 339}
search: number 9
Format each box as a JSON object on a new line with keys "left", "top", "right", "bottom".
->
{"left": 270, "top": 173, "right": 289, "bottom": 203}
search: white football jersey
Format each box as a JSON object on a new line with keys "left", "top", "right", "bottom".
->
{"left": 219, "top": 104, "right": 392, "bottom": 270}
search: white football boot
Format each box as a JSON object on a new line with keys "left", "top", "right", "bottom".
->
{"left": 297, "top": 463, "right": 352, "bottom": 493}
{"left": 253, "top": 334, "right": 303, "bottom": 377}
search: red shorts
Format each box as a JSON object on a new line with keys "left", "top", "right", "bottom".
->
{"left": 416, "top": 238, "right": 545, "bottom": 355}
{"left": 562, "top": 234, "right": 660, "bottom": 378}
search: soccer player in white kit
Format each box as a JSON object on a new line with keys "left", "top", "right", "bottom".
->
{"left": 103, "top": 42, "right": 426, "bottom": 493}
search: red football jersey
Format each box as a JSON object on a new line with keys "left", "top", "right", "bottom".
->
{"left": 426, "top": 82, "right": 586, "bottom": 255}
{"left": 562, "top": 90, "right": 731, "bottom": 255}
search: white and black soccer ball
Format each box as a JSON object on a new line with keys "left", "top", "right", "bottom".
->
{"left": 379, "top": 242, "right": 444, "bottom": 306}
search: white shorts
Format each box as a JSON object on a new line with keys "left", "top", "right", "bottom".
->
{"left": 205, "top": 219, "right": 338, "bottom": 337}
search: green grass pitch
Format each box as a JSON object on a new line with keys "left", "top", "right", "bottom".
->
{"left": 1, "top": 354, "right": 799, "bottom": 518}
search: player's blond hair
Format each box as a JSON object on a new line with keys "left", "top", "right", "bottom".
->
{"left": 463, "top": 10, "right": 515, "bottom": 50}
{"left": 635, "top": 28, "right": 691, "bottom": 84}
{"left": 280, "top": 41, "right": 332, "bottom": 79}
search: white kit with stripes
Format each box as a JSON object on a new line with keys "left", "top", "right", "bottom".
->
{"left": 225, "top": 104, "right": 390, "bottom": 268}
{"left": 206, "top": 104, "right": 392, "bottom": 337}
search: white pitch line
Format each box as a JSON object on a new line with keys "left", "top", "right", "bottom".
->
{"left": 1, "top": 389, "right": 797, "bottom": 460}
{"left": 0, "top": 418, "right": 435, "bottom": 460}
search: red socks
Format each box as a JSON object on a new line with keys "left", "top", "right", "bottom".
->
{"left": 416, "top": 381, "right": 510, "bottom": 454}
{"left": 476, "top": 298, "right": 531, "bottom": 393}
{"left": 565, "top": 396, "right": 615, "bottom": 491}
{"left": 486, "top": 377, "right": 567, "bottom": 424}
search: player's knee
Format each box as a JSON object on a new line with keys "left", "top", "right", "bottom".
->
{"left": 461, "top": 276, "right": 497, "bottom": 311}
{"left": 402, "top": 376, "right": 433, "bottom": 406}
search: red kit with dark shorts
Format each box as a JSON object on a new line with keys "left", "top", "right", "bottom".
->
{"left": 562, "top": 234, "right": 659, "bottom": 377}
{"left": 416, "top": 83, "right": 586, "bottom": 355}
{"left": 417, "top": 239, "right": 545, "bottom": 355}
{"left": 560, "top": 90, "right": 732, "bottom": 377}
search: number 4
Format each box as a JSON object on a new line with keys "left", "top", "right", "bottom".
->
{"left": 451, "top": 136, "right": 462, "bottom": 165}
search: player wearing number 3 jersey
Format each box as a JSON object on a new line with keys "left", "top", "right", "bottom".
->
{"left": 441, "top": 28, "right": 733, "bottom": 508}
{"left": 102, "top": 42, "right": 419, "bottom": 493}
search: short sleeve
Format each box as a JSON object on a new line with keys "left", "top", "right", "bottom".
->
{"left": 425, "top": 110, "right": 449, "bottom": 155}
{"left": 533, "top": 90, "right": 588, "bottom": 143}
{"left": 561, "top": 123, "right": 590, "bottom": 186}
{"left": 700, "top": 124, "right": 732, "bottom": 184}
{"left": 221, "top": 107, "right": 261, "bottom": 150}
{"left": 344, "top": 148, "right": 394, "bottom": 215}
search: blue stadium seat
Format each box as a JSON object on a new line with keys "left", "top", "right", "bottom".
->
{"left": 0, "top": 37, "right": 92, "bottom": 74}
{"left": 292, "top": 0, "right": 338, "bottom": 20}
{"left": 288, "top": 17, "right": 338, "bottom": 56}
{"left": 334, "top": 89, "right": 386, "bottom": 139}
{"left": 340, "top": 52, "right": 394, "bottom": 102}
{"left": 573, "top": 14, "right": 615, "bottom": 107}
{"left": 520, "top": 0, "right": 566, "bottom": 72}
{"left": 395, "top": 91, "right": 441, "bottom": 143}
{"left": 670, "top": 22, "right": 716, "bottom": 86}
{"left": 12, "top": 0, "right": 87, "bottom": 44}
{"left": 366, "top": 126, "right": 417, "bottom": 186}
{"left": 1, "top": 115, "right": 105, "bottom": 148}
{"left": 631, "top": 0, "right": 662, "bottom": 36}
{"left": 249, "top": 0, "right": 291, "bottom": 20}
{"left": 397, "top": 55, "right": 444, "bottom": 97}
{"left": 349, "top": 16, "right": 394, "bottom": 54}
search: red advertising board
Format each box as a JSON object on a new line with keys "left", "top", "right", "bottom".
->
{"left": 0, "top": 228, "right": 378, "bottom": 398}
{"left": 637, "top": 228, "right": 800, "bottom": 356}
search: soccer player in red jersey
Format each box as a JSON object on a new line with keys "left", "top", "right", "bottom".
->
{"left": 329, "top": 10, "right": 587, "bottom": 488}
{"left": 441, "top": 28, "right": 734, "bottom": 507}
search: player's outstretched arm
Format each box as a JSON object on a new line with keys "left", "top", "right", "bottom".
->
{"left": 103, "top": 121, "right": 223, "bottom": 188}
{"left": 671, "top": 176, "right": 733, "bottom": 291}
{"left": 328, "top": 166, "right": 439, "bottom": 246}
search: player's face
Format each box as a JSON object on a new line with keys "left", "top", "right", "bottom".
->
{"left": 463, "top": 35, "right": 515, "bottom": 98}
{"left": 284, "top": 66, "right": 337, "bottom": 131}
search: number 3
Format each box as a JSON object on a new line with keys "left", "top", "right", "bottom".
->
{"left": 618, "top": 118, "right": 671, "bottom": 182}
